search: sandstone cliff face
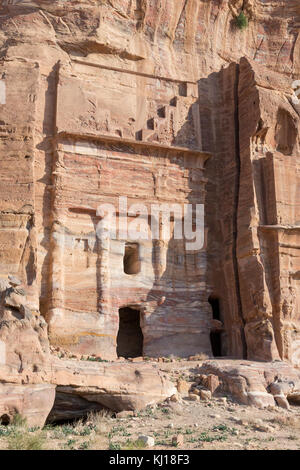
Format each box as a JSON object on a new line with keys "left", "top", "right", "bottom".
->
{"left": 0, "top": 0, "right": 299, "bottom": 368}
{"left": 0, "top": 281, "right": 177, "bottom": 425}
{"left": 237, "top": 58, "right": 300, "bottom": 362}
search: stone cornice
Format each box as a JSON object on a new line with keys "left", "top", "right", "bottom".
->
{"left": 56, "top": 131, "right": 211, "bottom": 165}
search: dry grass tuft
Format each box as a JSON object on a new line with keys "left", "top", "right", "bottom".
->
{"left": 271, "top": 415, "right": 300, "bottom": 429}
{"left": 86, "top": 409, "right": 113, "bottom": 435}
{"left": 7, "top": 431, "right": 46, "bottom": 450}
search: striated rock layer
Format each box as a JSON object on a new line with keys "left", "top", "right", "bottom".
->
{"left": 0, "top": 282, "right": 176, "bottom": 425}
{"left": 0, "top": 0, "right": 299, "bottom": 422}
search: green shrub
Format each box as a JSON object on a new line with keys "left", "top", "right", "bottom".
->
{"left": 109, "top": 442, "right": 121, "bottom": 450}
{"left": 185, "top": 429, "right": 193, "bottom": 435}
{"left": 86, "top": 356, "right": 108, "bottom": 362}
{"left": 123, "top": 439, "right": 146, "bottom": 450}
{"left": 65, "top": 439, "right": 76, "bottom": 449}
{"left": 79, "top": 441, "right": 91, "bottom": 450}
{"left": 236, "top": 12, "right": 248, "bottom": 30}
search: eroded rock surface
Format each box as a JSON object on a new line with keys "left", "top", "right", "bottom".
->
{"left": 51, "top": 359, "right": 176, "bottom": 413}
{"left": 0, "top": 278, "right": 176, "bottom": 423}
{"left": 0, "top": 0, "right": 300, "bottom": 423}
{"left": 0, "top": 383, "right": 56, "bottom": 428}
{"left": 0, "top": 0, "right": 299, "bottom": 362}
{"left": 200, "top": 359, "right": 300, "bottom": 409}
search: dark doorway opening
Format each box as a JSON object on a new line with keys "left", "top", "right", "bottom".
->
{"left": 210, "top": 332, "right": 222, "bottom": 357}
{"left": 208, "top": 296, "right": 221, "bottom": 320}
{"left": 117, "top": 307, "right": 143, "bottom": 358}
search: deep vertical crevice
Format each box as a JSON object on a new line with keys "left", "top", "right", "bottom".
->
{"left": 233, "top": 63, "right": 247, "bottom": 359}
{"left": 41, "top": 61, "right": 61, "bottom": 322}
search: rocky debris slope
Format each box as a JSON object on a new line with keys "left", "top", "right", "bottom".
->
{"left": 155, "top": 358, "right": 300, "bottom": 411}
{"left": 199, "top": 359, "right": 300, "bottom": 410}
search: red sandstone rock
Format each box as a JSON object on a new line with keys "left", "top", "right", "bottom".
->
{"left": 177, "top": 380, "right": 191, "bottom": 395}
{"left": 0, "top": 279, "right": 176, "bottom": 421}
{"left": 207, "top": 375, "right": 220, "bottom": 394}
{"left": 116, "top": 410, "right": 134, "bottom": 419}
{"left": 0, "top": 0, "right": 299, "bottom": 421}
{"left": 170, "top": 394, "right": 181, "bottom": 403}
{"left": 200, "top": 389, "right": 212, "bottom": 401}
{"left": 131, "top": 357, "right": 144, "bottom": 363}
{"left": 0, "top": 383, "right": 56, "bottom": 428}
{"left": 50, "top": 359, "right": 177, "bottom": 412}
{"left": 172, "top": 434, "right": 184, "bottom": 447}
{"left": 189, "top": 393, "right": 200, "bottom": 402}
{"left": 200, "top": 359, "right": 300, "bottom": 408}
{"left": 0, "top": 0, "right": 298, "bottom": 365}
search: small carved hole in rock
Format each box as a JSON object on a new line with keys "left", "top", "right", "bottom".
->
{"left": 117, "top": 307, "right": 143, "bottom": 359}
{"left": 0, "top": 414, "right": 10, "bottom": 425}
{"left": 157, "top": 107, "right": 166, "bottom": 118}
{"left": 147, "top": 118, "right": 155, "bottom": 130}
{"left": 178, "top": 82, "right": 188, "bottom": 97}
{"left": 123, "top": 242, "right": 141, "bottom": 275}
